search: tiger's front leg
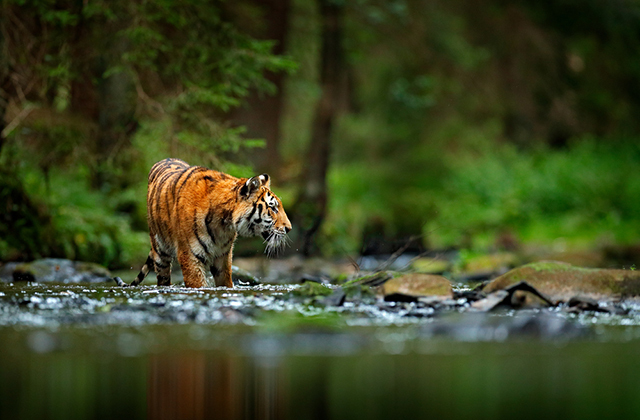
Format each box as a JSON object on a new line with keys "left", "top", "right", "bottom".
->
{"left": 211, "top": 252, "right": 233, "bottom": 288}
{"left": 177, "top": 249, "right": 208, "bottom": 288}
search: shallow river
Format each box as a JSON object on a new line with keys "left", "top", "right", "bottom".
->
{"left": 2, "top": 281, "right": 640, "bottom": 419}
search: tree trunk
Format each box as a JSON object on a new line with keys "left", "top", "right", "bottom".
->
{"left": 69, "top": 12, "right": 137, "bottom": 190}
{"left": 229, "top": 0, "right": 291, "bottom": 178}
{"left": 0, "top": 12, "right": 8, "bottom": 153}
{"left": 293, "top": 0, "right": 343, "bottom": 256}
{"left": 92, "top": 32, "right": 137, "bottom": 190}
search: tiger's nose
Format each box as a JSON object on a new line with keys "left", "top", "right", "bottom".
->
{"left": 285, "top": 226, "right": 291, "bottom": 234}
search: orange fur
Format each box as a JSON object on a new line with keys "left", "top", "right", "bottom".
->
{"left": 125, "top": 158, "right": 291, "bottom": 288}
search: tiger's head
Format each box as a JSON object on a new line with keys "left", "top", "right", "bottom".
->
{"left": 236, "top": 173, "right": 292, "bottom": 256}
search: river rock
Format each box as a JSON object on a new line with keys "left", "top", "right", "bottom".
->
{"left": 231, "top": 265, "right": 260, "bottom": 285}
{"left": 380, "top": 273, "right": 453, "bottom": 299}
{"left": 11, "top": 258, "right": 112, "bottom": 283}
{"left": 0, "top": 262, "right": 21, "bottom": 282}
{"left": 484, "top": 260, "right": 640, "bottom": 301}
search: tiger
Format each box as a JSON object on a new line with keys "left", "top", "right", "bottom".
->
{"left": 114, "top": 158, "right": 291, "bottom": 288}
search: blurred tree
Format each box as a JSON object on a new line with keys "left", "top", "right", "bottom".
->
{"left": 228, "top": 0, "right": 292, "bottom": 179}
{"left": 0, "top": 21, "right": 6, "bottom": 153}
{"left": 292, "top": 0, "right": 344, "bottom": 255}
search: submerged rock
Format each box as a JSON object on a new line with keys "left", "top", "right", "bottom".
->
{"left": 11, "top": 258, "right": 112, "bottom": 284}
{"left": 232, "top": 265, "right": 260, "bottom": 285}
{"left": 484, "top": 260, "right": 640, "bottom": 301}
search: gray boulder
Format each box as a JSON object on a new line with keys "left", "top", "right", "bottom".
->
{"left": 8, "top": 258, "right": 112, "bottom": 284}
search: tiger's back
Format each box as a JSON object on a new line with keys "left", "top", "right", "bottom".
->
{"left": 118, "top": 158, "right": 291, "bottom": 288}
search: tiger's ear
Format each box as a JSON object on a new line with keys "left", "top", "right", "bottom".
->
{"left": 240, "top": 174, "right": 270, "bottom": 197}
{"left": 260, "top": 173, "right": 271, "bottom": 189}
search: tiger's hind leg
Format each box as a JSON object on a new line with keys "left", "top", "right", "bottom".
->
{"left": 154, "top": 256, "right": 172, "bottom": 286}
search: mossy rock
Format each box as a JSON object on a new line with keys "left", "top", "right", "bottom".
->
{"left": 484, "top": 260, "right": 640, "bottom": 301}
{"left": 380, "top": 273, "right": 453, "bottom": 298}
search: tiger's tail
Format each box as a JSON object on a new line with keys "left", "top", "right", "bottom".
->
{"left": 113, "top": 255, "right": 154, "bottom": 287}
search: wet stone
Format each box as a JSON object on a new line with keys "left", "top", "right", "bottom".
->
{"left": 11, "top": 259, "right": 112, "bottom": 284}
{"left": 0, "top": 262, "right": 20, "bottom": 283}
{"left": 380, "top": 274, "right": 454, "bottom": 299}
{"left": 232, "top": 265, "right": 260, "bottom": 285}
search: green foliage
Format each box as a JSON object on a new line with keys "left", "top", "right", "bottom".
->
{"left": 429, "top": 139, "right": 640, "bottom": 249}
{"left": 0, "top": 169, "right": 55, "bottom": 261}
{"left": 324, "top": 134, "right": 640, "bottom": 255}
{"left": 0, "top": 139, "right": 149, "bottom": 267}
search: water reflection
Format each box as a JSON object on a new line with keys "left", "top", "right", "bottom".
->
{"left": 3, "top": 336, "right": 640, "bottom": 419}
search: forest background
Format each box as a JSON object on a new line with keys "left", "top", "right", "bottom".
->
{"left": 2, "top": 0, "right": 640, "bottom": 269}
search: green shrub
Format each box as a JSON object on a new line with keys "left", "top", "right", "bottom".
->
{"left": 426, "top": 138, "right": 640, "bottom": 249}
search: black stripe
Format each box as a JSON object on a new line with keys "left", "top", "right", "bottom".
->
{"left": 176, "top": 167, "right": 208, "bottom": 196}
{"left": 246, "top": 202, "right": 258, "bottom": 221}
{"left": 194, "top": 211, "right": 211, "bottom": 255}
{"left": 221, "top": 209, "right": 233, "bottom": 226}
{"left": 152, "top": 241, "right": 171, "bottom": 259}
{"left": 210, "top": 265, "right": 220, "bottom": 277}
{"left": 148, "top": 159, "right": 172, "bottom": 183}
{"left": 192, "top": 249, "right": 207, "bottom": 265}
{"left": 144, "top": 255, "right": 154, "bottom": 268}
{"left": 171, "top": 166, "right": 196, "bottom": 203}
{"left": 155, "top": 260, "right": 170, "bottom": 269}
{"left": 113, "top": 277, "right": 128, "bottom": 287}
{"left": 131, "top": 262, "right": 149, "bottom": 286}
{"left": 152, "top": 170, "right": 177, "bottom": 228}
{"left": 164, "top": 170, "right": 181, "bottom": 218}
{"left": 205, "top": 209, "right": 216, "bottom": 244}
{"left": 168, "top": 168, "right": 182, "bottom": 200}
